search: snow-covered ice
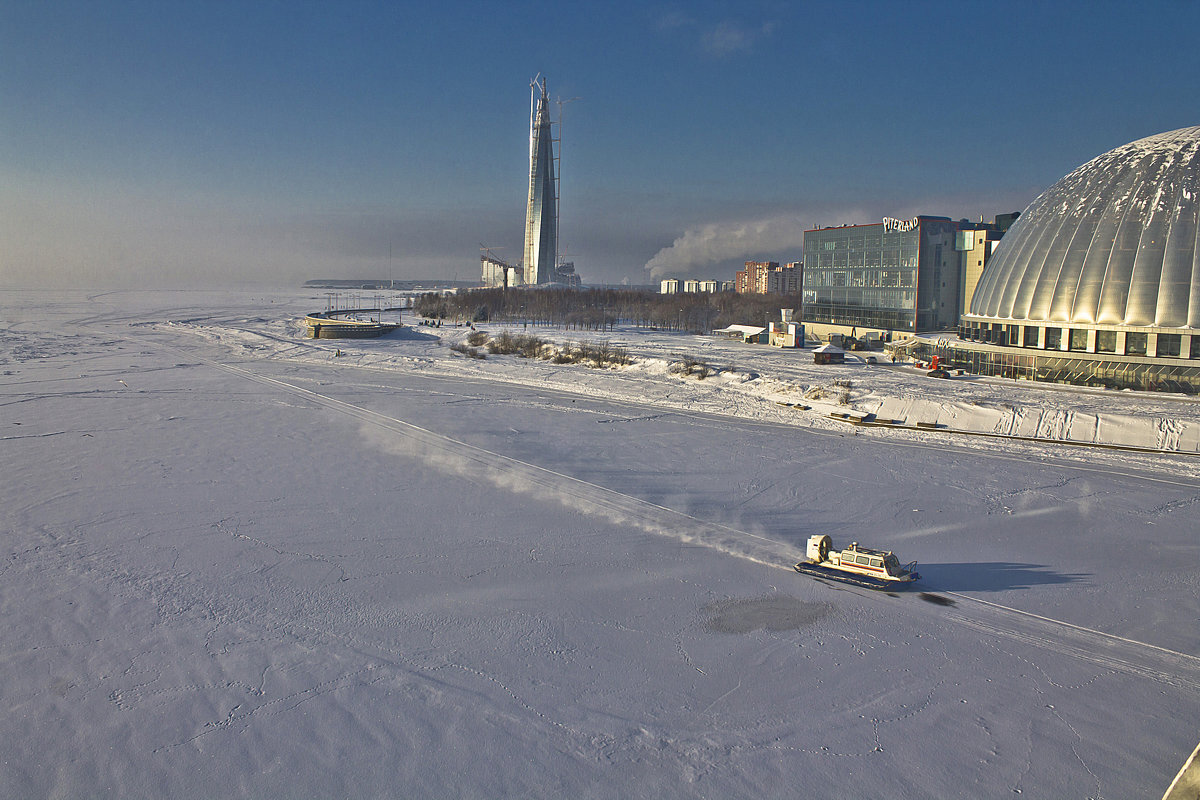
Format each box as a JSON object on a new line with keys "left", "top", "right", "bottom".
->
{"left": 3, "top": 289, "right": 1199, "bottom": 798}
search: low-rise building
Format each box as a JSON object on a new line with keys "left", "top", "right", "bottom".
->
{"left": 714, "top": 324, "right": 768, "bottom": 343}
{"left": 769, "top": 321, "right": 804, "bottom": 347}
{"left": 662, "top": 278, "right": 725, "bottom": 294}
{"left": 481, "top": 254, "right": 522, "bottom": 288}
{"left": 955, "top": 214, "right": 1017, "bottom": 317}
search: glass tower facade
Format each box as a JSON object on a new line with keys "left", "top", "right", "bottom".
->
{"left": 523, "top": 76, "right": 557, "bottom": 285}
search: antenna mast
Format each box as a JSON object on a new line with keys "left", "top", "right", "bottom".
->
{"left": 554, "top": 93, "right": 579, "bottom": 265}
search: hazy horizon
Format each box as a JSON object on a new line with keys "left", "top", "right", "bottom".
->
{"left": 3, "top": 1, "right": 1198, "bottom": 289}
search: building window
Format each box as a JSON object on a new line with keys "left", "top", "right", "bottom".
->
{"left": 1158, "top": 333, "right": 1182, "bottom": 357}
{"left": 1045, "top": 327, "right": 1061, "bottom": 350}
{"left": 1192, "top": 336, "right": 1200, "bottom": 359}
{"left": 1023, "top": 326, "right": 1040, "bottom": 348}
{"left": 1069, "top": 329, "right": 1088, "bottom": 351}
{"left": 1125, "top": 332, "right": 1147, "bottom": 355}
{"left": 1096, "top": 330, "right": 1117, "bottom": 353}
{"left": 1008, "top": 326, "right": 1020, "bottom": 346}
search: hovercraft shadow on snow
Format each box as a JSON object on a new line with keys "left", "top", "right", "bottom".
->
{"left": 906, "top": 562, "right": 1088, "bottom": 593}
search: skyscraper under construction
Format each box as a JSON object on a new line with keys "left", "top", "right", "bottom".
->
{"left": 523, "top": 75, "right": 557, "bottom": 285}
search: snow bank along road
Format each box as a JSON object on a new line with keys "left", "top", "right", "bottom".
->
{"left": 3, "top": 290, "right": 1199, "bottom": 799}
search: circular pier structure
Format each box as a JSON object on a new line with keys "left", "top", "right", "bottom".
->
{"left": 304, "top": 308, "right": 403, "bottom": 339}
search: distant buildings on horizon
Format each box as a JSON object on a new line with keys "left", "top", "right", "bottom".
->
{"left": 654, "top": 212, "right": 1019, "bottom": 341}
{"left": 305, "top": 278, "right": 479, "bottom": 291}
{"left": 735, "top": 261, "right": 801, "bottom": 295}
{"left": 478, "top": 116, "right": 1200, "bottom": 394}
{"left": 658, "top": 278, "right": 732, "bottom": 295}
{"left": 471, "top": 86, "right": 1200, "bottom": 393}
{"left": 475, "top": 75, "right": 1019, "bottom": 325}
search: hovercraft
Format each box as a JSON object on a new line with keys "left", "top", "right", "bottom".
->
{"left": 794, "top": 534, "right": 920, "bottom": 590}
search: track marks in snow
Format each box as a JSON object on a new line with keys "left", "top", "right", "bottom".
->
{"left": 184, "top": 355, "right": 807, "bottom": 572}
{"left": 214, "top": 518, "right": 347, "bottom": 584}
{"left": 0, "top": 429, "right": 67, "bottom": 441}
{"left": 435, "top": 658, "right": 581, "bottom": 737}
{"left": 803, "top": 572, "right": 1200, "bottom": 695}
{"left": 595, "top": 413, "right": 671, "bottom": 424}
{"left": 150, "top": 664, "right": 387, "bottom": 753}
{"left": 1140, "top": 492, "right": 1200, "bottom": 517}
{"left": 981, "top": 633, "right": 1107, "bottom": 799}
{"left": 940, "top": 592, "right": 1200, "bottom": 692}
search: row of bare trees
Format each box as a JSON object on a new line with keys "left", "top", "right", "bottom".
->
{"left": 412, "top": 288, "right": 798, "bottom": 334}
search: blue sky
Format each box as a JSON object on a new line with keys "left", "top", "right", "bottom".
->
{"left": 3, "top": 0, "right": 1199, "bottom": 288}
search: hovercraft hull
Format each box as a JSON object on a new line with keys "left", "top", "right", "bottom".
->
{"left": 794, "top": 561, "right": 920, "bottom": 590}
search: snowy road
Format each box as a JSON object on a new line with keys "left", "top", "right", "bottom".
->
{"left": 3, "top": 290, "right": 1199, "bottom": 798}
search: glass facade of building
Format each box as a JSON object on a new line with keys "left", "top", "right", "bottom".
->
{"left": 802, "top": 218, "right": 960, "bottom": 332}
{"left": 905, "top": 337, "right": 1200, "bottom": 394}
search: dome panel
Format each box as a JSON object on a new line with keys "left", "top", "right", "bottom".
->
{"left": 1158, "top": 170, "right": 1200, "bottom": 326}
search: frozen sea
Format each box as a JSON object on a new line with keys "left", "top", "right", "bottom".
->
{"left": 2, "top": 289, "right": 1199, "bottom": 799}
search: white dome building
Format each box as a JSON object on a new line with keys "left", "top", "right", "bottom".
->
{"left": 945, "top": 125, "right": 1200, "bottom": 392}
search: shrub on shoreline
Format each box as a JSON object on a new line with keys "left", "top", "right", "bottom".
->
{"left": 671, "top": 354, "right": 714, "bottom": 379}
{"left": 478, "top": 331, "right": 631, "bottom": 368}
{"left": 450, "top": 342, "right": 486, "bottom": 359}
